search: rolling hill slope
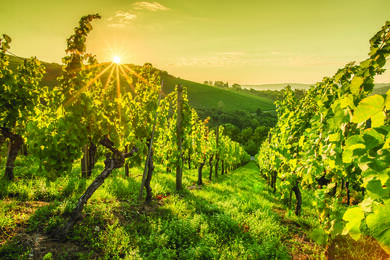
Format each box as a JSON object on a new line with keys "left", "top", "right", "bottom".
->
{"left": 6, "top": 55, "right": 275, "bottom": 113}
{"left": 161, "top": 76, "right": 275, "bottom": 112}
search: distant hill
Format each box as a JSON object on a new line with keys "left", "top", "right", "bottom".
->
{"left": 243, "top": 82, "right": 390, "bottom": 95}
{"left": 372, "top": 83, "right": 390, "bottom": 95}
{"left": 7, "top": 54, "right": 62, "bottom": 88}
{"left": 6, "top": 55, "right": 275, "bottom": 113}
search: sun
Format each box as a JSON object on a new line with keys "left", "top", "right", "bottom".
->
{"left": 113, "top": 56, "right": 121, "bottom": 64}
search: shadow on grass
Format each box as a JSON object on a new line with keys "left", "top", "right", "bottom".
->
{"left": 130, "top": 173, "right": 290, "bottom": 259}
{"left": 0, "top": 177, "right": 12, "bottom": 199}
{"left": 0, "top": 161, "right": 288, "bottom": 259}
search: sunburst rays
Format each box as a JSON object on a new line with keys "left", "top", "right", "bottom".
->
{"left": 64, "top": 63, "right": 114, "bottom": 106}
{"left": 118, "top": 65, "right": 135, "bottom": 93}
{"left": 115, "top": 64, "right": 122, "bottom": 123}
{"left": 63, "top": 58, "right": 165, "bottom": 123}
{"left": 121, "top": 64, "right": 167, "bottom": 98}
{"left": 102, "top": 64, "right": 115, "bottom": 93}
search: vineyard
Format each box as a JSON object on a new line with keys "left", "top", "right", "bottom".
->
{"left": 0, "top": 14, "right": 249, "bottom": 259}
{"left": 0, "top": 13, "right": 389, "bottom": 259}
{"left": 258, "top": 21, "right": 390, "bottom": 254}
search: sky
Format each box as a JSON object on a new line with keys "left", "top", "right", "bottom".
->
{"left": 1, "top": 0, "right": 390, "bottom": 85}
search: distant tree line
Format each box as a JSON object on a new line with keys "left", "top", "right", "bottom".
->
{"left": 199, "top": 81, "right": 307, "bottom": 155}
{"left": 204, "top": 80, "right": 229, "bottom": 88}
{"left": 204, "top": 81, "right": 306, "bottom": 101}
{"left": 244, "top": 87, "right": 306, "bottom": 102}
{"left": 197, "top": 108, "right": 277, "bottom": 155}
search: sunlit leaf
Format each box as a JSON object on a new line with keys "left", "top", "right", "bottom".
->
{"left": 366, "top": 200, "right": 390, "bottom": 249}
{"left": 352, "top": 95, "right": 384, "bottom": 126}
{"left": 343, "top": 206, "right": 364, "bottom": 240}
{"left": 350, "top": 76, "right": 364, "bottom": 95}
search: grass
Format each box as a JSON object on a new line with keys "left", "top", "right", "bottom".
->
{"left": 0, "top": 160, "right": 297, "bottom": 259}
{"left": 0, "top": 159, "right": 388, "bottom": 259}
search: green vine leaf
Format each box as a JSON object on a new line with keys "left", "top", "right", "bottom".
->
{"left": 366, "top": 200, "right": 390, "bottom": 251}
{"left": 342, "top": 206, "right": 364, "bottom": 240}
{"left": 350, "top": 76, "right": 364, "bottom": 95}
{"left": 352, "top": 95, "right": 385, "bottom": 127}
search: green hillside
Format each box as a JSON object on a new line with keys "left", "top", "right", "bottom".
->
{"left": 161, "top": 75, "right": 275, "bottom": 112}
{"left": 6, "top": 55, "right": 275, "bottom": 113}
{"left": 7, "top": 55, "right": 61, "bottom": 88}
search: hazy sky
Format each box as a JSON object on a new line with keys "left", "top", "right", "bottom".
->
{"left": 1, "top": 0, "right": 389, "bottom": 84}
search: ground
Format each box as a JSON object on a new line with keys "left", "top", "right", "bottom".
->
{"left": 0, "top": 161, "right": 389, "bottom": 259}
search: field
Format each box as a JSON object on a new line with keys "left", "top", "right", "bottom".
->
{"left": 0, "top": 159, "right": 388, "bottom": 259}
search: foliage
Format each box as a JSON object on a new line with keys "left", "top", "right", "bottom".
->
{"left": 198, "top": 108, "right": 276, "bottom": 155}
{"left": 26, "top": 14, "right": 104, "bottom": 175}
{"left": 0, "top": 35, "right": 45, "bottom": 131}
{"left": 0, "top": 34, "right": 45, "bottom": 180}
{"left": 258, "top": 21, "right": 390, "bottom": 250}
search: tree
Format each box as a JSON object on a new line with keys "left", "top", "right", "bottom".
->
{"left": 232, "top": 83, "right": 241, "bottom": 90}
{"left": 214, "top": 81, "right": 225, "bottom": 87}
{"left": 27, "top": 14, "right": 105, "bottom": 178}
{"left": 58, "top": 14, "right": 103, "bottom": 178}
{"left": 0, "top": 34, "right": 45, "bottom": 180}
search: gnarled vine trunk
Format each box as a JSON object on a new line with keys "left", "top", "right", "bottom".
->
{"left": 176, "top": 84, "right": 183, "bottom": 191}
{"left": 125, "top": 145, "right": 130, "bottom": 177}
{"left": 271, "top": 171, "right": 277, "bottom": 193}
{"left": 188, "top": 154, "right": 191, "bottom": 170}
{"left": 81, "top": 141, "right": 97, "bottom": 178}
{"left": 53, "top": 154, "right": 114, "bottom": 239}
{"left": 0, "top": 134, "right": 5, "bottom": 166}
{"left": 215, "top": 126, "right": 219, "bottom": 178}
{"left": 215, "top": 159, "right": 219, "bottom": 178}
{"left": 1, "top": 128, "right": 24, "bottom": 181}
{"left": 53, "top": 136, "right": 137, "bottom": 240}
{"left": 144, "top": 149, "right": 154, "bottom": 203}
{"left": 221, "top": 160, "right": 224, "bottom": 175}
{"left": 197, "top": 158, "right": 206, "bottom": 185}
{"left": 292, "top": 184, "right": 302, "bottom": 216}
{"left": 209, "top": 155, "right": 214, "bottom": 181}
